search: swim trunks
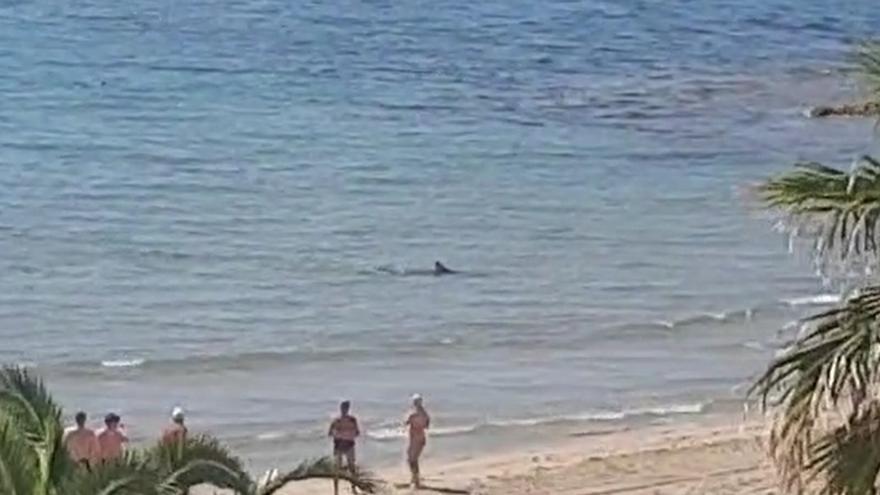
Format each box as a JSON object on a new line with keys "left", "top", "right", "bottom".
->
{"left": 333, "top": 438, "right": 355, "bottom": 455}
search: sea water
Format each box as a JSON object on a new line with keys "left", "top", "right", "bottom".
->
{"left": 1, "top": 0, "right": 879, "bottom": 471}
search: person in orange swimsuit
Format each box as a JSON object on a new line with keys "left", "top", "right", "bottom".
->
{"left": 405, "top": 394, "right": 431, "bottom": 488}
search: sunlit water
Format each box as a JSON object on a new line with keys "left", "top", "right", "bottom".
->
{"left": 2, "top": 0, "right": 880, "bottom": 470}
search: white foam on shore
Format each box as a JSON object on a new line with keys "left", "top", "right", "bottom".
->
{"left": 783, "top": 293, "right": 840, "bottom": 306}
{"left": 101, "top": 358, "right": 146, "bottom": 368}
{"left": 495, "top": 402, "right": 708, "bottom": 428}
{"left": 365, "top": 402, "right": 707, "bottom": 442}
{"left": 646, "top": 310, "right": 749, "bottom": 331}
{"left": 626, "top": 403, "right": 705, "bottom": 416}
{"left": 368, "top": 424, "right": 478, "bottom": 440}
{"left": 256, "top": 431, "right": 287, "bottom": 441}
{"left": 741, "top": 340, "right": 766, "bottom": 351}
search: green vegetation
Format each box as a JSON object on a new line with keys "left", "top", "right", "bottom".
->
{"left": 752, "top": 44, "right": 880, "bottom": 495}
{"left": 0, "top": 366, "right": 379, "bottom": 494}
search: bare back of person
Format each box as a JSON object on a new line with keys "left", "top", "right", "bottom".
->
{"left": 63, "top": 427, "right": 99, "bottom": 468}
{"left": 97, "top": 413, "right": 128, "bottom": 462}
{"left": 97, "top": 428, "right": 128, "bottom": 461}
{"left": 161, "top": 423, "right": 187, "bottom": 444}
{"left": 162, "top": 407, "right": 187, "bottom": 445}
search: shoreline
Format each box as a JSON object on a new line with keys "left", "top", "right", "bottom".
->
{"left": 259, "top": 412, "right": 777, "bottom": 495}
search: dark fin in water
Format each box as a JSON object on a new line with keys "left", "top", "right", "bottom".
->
{"left": 434, "top": 261, "right": 456, "bottom": 275}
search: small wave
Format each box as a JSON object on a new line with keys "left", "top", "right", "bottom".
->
{"left": 371, "top": 265, "right": 444, "bottom": 277}
{"left": 741, "top": 340, "right": 767, "bottom": 351}
{"left": 366, "top": 402, "right": 707, "bottom": 442}
{"left": 671, "top": 308, "right": 765, "bottom": 328}
{"left": 627, "top": 309, "right": 753, "bottom": 333}
{"left": 495, "top": 403, "right": 706, "bottom": 427}
{"left": 676, "top": 312, "right": 731, "bottom": 325}
{"left": 369, "top": 264, "right": 422, "bottom": 276}
{"left": 489, "top": 411, "right": 625, "bottom": 427}
{"left": 783, "top": 293, "right": 840, "bottom": 307}
{"left": 627, "top": 403, "right": 706, "bottom": 416}
{"left": 625, "top": 300, "right": 829, "bottom": 334}
{"left": 256, "top": 431, "right": 287, "bottom": 441}
{"left": 651, "top": 320, "right": 676, "bottom": 329}
{"left": 101, "top": 359, "right": 146, "bottom": 368}
{"left": 51, "top": 340, "right": 477, "bottom": 376}
{"left": 367, "top": 424, "right": 478, "bottom": 441}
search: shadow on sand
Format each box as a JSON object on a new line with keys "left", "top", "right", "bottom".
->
{"left": 392, "top": 482, "right": 470, "bottom": 494}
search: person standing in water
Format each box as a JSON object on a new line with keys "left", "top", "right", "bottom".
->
{"left": 161, "top": 407, "right": 188, "bottom": 445}
{"left": 329, "top": 400, "right": 360, "bottom": 495}
{"left": 97, "top": 413, "right": 128, "bottom": 462}
{"left": 63, "top": 411, "right": 100, "bottom": 470}
{"left": 405, "top": 394, "right": 431, "bottom": 489}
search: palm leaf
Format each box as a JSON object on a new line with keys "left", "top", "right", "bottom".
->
{"left": 60, "top": 453, "right": 161, "bottom": 495}
{"left": 857, "top": 42, "right": 880, "bottom": 100}
{"left": 751, "top": 286, "right": 880, "bottom": 491}
{"left": 148, "top": 434, "right": 253, "bottom": 494}
{"left": 160, "top": 459, "right": 252, "bottom": 495}
{"left": 758, "top": 158, "right": 880, "bottom": 275}
{"left": 0, "top": 367, "right": 63, "bottom": 441}
{"left": 257, "top": 457, "right": 380, "bottom": 495}
{"left": 808, "top": 400, "right": 880, "bottom": 495}
{"left": 0, "top": 417, "right": 39, "bottom": 495}
{"left": 0, "top": 366, "right": 72, "bottom": 494}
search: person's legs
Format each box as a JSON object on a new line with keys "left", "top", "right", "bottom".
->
{"left": 345, "top": 448, "right": 358, "bottom": 494}
{"left": 407, "top": 440, "right": 425, "bottom": 488}
{"left": 333, "top": 450, "right": 343, "bottom": 495}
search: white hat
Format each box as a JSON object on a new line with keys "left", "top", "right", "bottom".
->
{"left": 171, "top": 406, "right": 185, "bottom": 420}
{"left": 411, "top": 393, "right": 423, "bottom": 403}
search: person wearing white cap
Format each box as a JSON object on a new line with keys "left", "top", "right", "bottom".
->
{"left": 405, "top": 394, "right": 430, "bottom": 488}
{"left": 161, "top": 406, "right": 188, "bottom": 445}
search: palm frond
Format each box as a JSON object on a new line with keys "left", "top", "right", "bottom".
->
{"left": 60, "top": 453, "right": 161, "bottom": 495}
{"left": 148, "top": 434, "right": 252, "bottom": 494}
{"left": 858, "top": 42, "right": 880, "bottom": 100}
{"left": 808, "top": 399, "right": 880, "bottom": 495}
{"left": 0, "top": 366, "right": 72, "bottom": 493}
{"left": 160, "top": 459, "right": 252, "bottom": 495}
{"left": 0, "top": 367, "right": 63, "bottom": 440}
{"left": 257, "top": 457, "right": 380, "bottom": 495}
{"left": 759, "top": 157, "right": 880, "bottom": 275}
{"left": 751, "top": 285, "right": 880, "bottom": 491}
{"left": 0, "top": 417, "right": 39, "bottom": 495}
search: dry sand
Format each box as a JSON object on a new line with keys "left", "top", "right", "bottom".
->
{"left": 271, "top": 415, "right": 779, "bottom": 495}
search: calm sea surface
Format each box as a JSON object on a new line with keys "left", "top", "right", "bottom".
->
{"left": 2, "top": 0, "right": 880, "bottom": 470}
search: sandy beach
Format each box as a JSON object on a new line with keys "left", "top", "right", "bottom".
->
{"left": 266, "top": 414, "right": 777, "bottom": 495}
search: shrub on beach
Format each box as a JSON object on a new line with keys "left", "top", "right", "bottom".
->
{"left": 0, "top": 365, "right": 379, "bottom": 495}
